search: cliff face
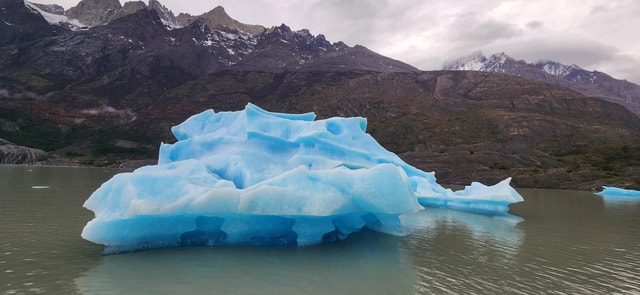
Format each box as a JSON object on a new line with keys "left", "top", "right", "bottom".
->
{"left": 64, "top": 0, "right": 124, "bottom": 26}
{"left": 176, "top": 6, "right": 265, "bottom": 34}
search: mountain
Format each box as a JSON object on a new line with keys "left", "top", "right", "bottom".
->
{"left": 0, "top": 0, "right": 639, "bottom": 189}
{"left": 29, "top": 0, "right": 261, "bottom": 33}
{"left": 0, "top": 0, "right": 55, "bottom": 46}
{"left": 0, "top": 5, "right": 417, "bottom": 105}
{"left": 64, "top": 0, "right": 123, "bottom": 26}
{"left": 0, "top": 0, "right": 418, "bottom": 152}
{"left": 443, "top": 52, "right": 640, "bottom": 116}
{"left": 176, "top": 6, "right": 265, "bottom": 34}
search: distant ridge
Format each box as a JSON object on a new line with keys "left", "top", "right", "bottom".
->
{"left": 176, "top": 6, "right": 266, "bottom": 34}
{"left": 27, "top": 0, "right": 265, "bottom": 33}
{"left": 444, "top": 52, "right": 640, "bottom": 116}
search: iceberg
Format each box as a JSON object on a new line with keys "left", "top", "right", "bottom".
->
{"left": 81, "top": 103, "right": 523, "bottom": 253}
{"left": 596, "top": 186, "right": 640, "bottom": 198}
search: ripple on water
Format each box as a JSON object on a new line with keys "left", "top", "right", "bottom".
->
{"left": 2, "top": 168, "right": 640, "bottom": 295}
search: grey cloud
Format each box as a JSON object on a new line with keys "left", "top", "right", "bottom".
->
{"left": 498, "top": 36, "right": 618, "bottom": 68}
{"left": 300, "top": 0, "right": 428, "bottom": 47}
{"left": 525, "top": 21, "right": 543, "bottom": 30}
{"left": 308, "top": 0, "right": 389, "bottom": 20}
{"left": 444, "top": 14, "right": 522, "bottom": 50}
{"left": 591, "top": 53, "right": 640, "bottom": 83}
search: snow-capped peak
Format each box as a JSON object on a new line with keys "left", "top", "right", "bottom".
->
{"left": 491, "top": 52, "right": 510, "bottom": 64}
{"left": 442, "top": 51, "right": 487, "bottom": 71}
{"left": 443, "top": 52, "right": 514, "bottom": 72}
{"left": 535, "top": 60, "right": 582, "bottom": 77}
{"left": 444, "top": 51, "right": 612, "bottom": 87}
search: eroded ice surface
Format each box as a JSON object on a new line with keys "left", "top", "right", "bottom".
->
{"left": 81, "top": 103, "right": 523, "bottom": 253}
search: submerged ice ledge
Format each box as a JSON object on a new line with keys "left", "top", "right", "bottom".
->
{"left": 81, "top": 103, "right": 524, "bottom": 254}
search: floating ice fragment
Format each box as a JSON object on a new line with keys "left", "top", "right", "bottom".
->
{"left": 418, "top": 177, "right": 523, "bottom": 217}
{"left": 81, "top": 103, "right": 523, "bottom": 253}
{"left": 596, "top": 186, "right": 640, "bottom": 198}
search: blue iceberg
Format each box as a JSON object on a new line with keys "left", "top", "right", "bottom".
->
{"left": 596, "top": 186, "right": 640, "bottom": 198}
{"left": 81, "top": 103, "right": 523, "bottom": 253}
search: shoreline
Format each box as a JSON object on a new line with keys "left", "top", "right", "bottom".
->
{"left": 1, "top": 160, "right": 614, "bottom": 192}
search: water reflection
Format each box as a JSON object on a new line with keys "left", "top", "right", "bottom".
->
{"left": 0, "top": 166, "right": 114, "bottom": 295}
{"left": 74, "top": 231, "right": 416, "bottom": 295}
{"left": 413, "top": 208, "right": 524, "bottom": 248}
{"left": 3, "top": 167, "right": 640, "bottom": 294}
{"left": 405, "top": 208, "right": 524, "bottom": 294}
{"left": 597, "top": 192, "right": 640, "bottom": 208}
{"left": 509, "top": 189, "right": 640, "bottom": 294}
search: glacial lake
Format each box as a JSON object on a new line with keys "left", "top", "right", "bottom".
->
{"left": 1, "top": 165, "right": 639, "bottom": 294}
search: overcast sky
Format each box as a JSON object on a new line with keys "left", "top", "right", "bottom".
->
{"left": 37, "top": 0, "right": 640, "bottom": 84}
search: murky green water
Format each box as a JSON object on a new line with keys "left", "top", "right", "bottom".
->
{"left": 1, "top": 165, "right": 639, "bottom": 294}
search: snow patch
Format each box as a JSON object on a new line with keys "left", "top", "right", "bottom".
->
{"left": 24, "top": 1, "right": 86, "bottom": 30}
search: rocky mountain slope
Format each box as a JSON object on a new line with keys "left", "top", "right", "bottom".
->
{"left": 444, "top": 52, "right": 640, "bottom": 116}
{"left": 0, "top": 0, "right": 639, "bottom": 189}
{"left": 0, "top": 3, "right": 416, "bottom": 111}
{"left": 23, "top": 0, "right": 266, "bottom": 33}
{"left": 138, "top": 70, "right": 639, "bottom": 190}
{"left": 0, "top": 138, "right": 48, "bottom": 164}
{"left": 176, "top": 6, "right": 265, "bottom": 34}
{"left": 0, "top": 0, "right": 56, "bottom": 46}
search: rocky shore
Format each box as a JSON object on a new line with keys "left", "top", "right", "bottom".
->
{"left": 0, "top": 138, "right": 48, "bottom": 164}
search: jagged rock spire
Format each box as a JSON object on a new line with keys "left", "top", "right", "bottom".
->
{"left": 176, "top": 6, "right": 266, "bottom": 34}
{"left": 65, "top": 0, "right": 123, "bottom": 26}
